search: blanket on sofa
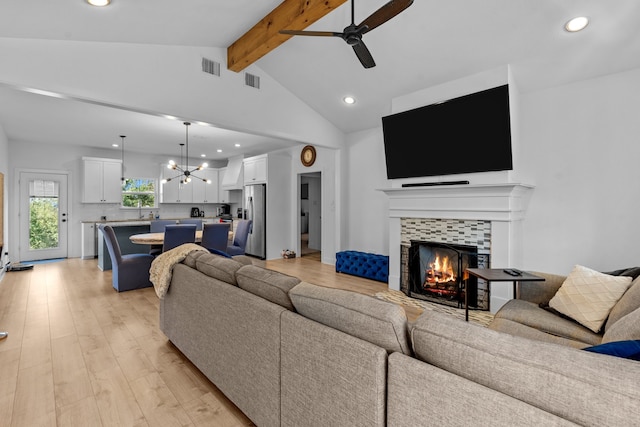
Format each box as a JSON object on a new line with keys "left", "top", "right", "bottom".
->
{"left": 149, "top": 243, "right": 209, "bottom": 299}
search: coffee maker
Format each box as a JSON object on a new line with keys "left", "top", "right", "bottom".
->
{"left": 216, "top": 204, "right": 231, "bottom": 217}
{"left": 190, "top": 207, "right": 201, "bottom": 217}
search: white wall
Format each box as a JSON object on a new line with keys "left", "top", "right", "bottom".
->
{"left": 345, "top": 66, "right": 640, "bottom": 275}
{"left": 519, "top": 67, "right": 640, "bottom": 273}
{"left": 0, "top": 123, "right": 8, "bottom": 275}
{"left": 344, "top": 128, "right": 389, "bottom": 255}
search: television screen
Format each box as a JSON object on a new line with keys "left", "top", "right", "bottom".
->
{"left": 382, "top": 85, "right": 512, "bottom": 179}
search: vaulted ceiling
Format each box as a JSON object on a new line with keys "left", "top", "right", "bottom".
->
{"left": 1, "top": 0, "right": 639, "bottom": 159}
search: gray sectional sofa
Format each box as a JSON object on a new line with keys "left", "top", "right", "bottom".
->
{"left": 159, "top": 252, "right": 640, "bottom": 426}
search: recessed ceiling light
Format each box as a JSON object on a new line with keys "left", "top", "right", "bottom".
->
{"left": 565, "top": 16, "right": 589, "bottom": 32}
{"left": 87, "top": 0, "right": 111, "bottom": 6}
{"left": 235, "top": 143, "right": 241, "bottom": 147}
{"left": 217, "top": 149, "right": 222, "bottom": 153}
{"left": 112, "top": 143, "right": 119, "bottom": 147}
{"left": 200, "top": 154, "right": 206, "bottom": 158}
{"left": 343, "top": 96, "right": 356, "bottom": 105}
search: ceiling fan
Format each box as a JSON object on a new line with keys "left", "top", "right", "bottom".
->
{"left": 279, "top": 0, "right": 413, "bottom": 69}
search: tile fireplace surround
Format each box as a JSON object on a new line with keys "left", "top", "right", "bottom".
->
{"left": 380, "top": 183, "right": 534, "bottom": 313}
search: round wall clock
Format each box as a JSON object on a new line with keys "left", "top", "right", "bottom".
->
{"left": 301, "top": 145, "right": 316, "bottom": 167}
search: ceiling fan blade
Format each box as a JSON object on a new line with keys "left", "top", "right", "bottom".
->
{"left": 357, "top": 0, "right": 414, "bottom": 34}
{"left": 352, "top": 41, "right": 376, "bottom": 69}
{"left": 279, "top": 30, "right": 343, "bottom": 37}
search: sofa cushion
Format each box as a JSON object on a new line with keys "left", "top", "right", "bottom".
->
{"left": 492, "top": 299, "right": 601, "bottom": 346}
{"left": 548, "top": 265, "right": 632, "bottom": 333}
{"left": 183, "top": 251, "right": 208, "bottom": 268}
{"left": 411, "top": 310, "right": 640, "bottom": 427}
{"left": 236, "top": 265, "right": 300, "bottom": 310}
{"left": 289, "top": 282, "right": 412, "bottom": 355}
{"left": 584, "top": 340, "right": 640, "bottom": 361}
{"left": 605, "top": 275, "right": 640, "bottom": 331}
{"left": 602, "top": 306, "right": 640, "bottom": 343}
{"left": 194, "top": 252, "right": 244, "bottom": 286}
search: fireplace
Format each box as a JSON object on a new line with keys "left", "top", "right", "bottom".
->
{"left": 406, "top": 240, "right": 489, "bottom": 309}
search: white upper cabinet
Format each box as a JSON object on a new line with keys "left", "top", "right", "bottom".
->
{"left": 161, "top": 165, "right": 193, "bottom": 203}
{"left": 192, "top": 169, "right": 219, "bottom": 203}
{"left": 243, "top": 155, "right": 267, "bottom": 184}
{"left": 82, "top": 157, "right": 122, "bottom": 203}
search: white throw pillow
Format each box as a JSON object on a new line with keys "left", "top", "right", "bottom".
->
{"left": 549, "top": 265, "right": 632, "bottom": 333}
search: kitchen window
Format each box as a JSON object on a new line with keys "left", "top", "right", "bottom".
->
{"left": 122, "top": 178, "right": 157, "bottom": 208}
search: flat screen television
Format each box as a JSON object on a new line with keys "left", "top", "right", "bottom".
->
{"left": 382, "top": 84, "right": 512, "bottom": 179}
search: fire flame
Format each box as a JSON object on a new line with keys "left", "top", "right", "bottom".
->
{"left": 425, "top": 255, "right": 456, "bottom": 284}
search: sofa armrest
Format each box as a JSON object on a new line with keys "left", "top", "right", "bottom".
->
{"left": 518, "top": 271, "right": 566, "bottom": 304}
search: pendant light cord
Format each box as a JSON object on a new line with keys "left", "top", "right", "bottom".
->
{"left": 120, "top": 135, "right": 126, "bottom": 182}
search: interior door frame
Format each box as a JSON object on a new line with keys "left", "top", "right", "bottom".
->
{"left": 15, "top": 168, "right": 71, "bottom": 262}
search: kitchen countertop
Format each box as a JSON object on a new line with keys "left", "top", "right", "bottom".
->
{"left": 81, "top": 217, "right": 223, "bottom": 224}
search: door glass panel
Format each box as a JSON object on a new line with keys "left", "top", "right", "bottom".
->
{"left": 29, "top": 179, "right": 60, "bottom": 250}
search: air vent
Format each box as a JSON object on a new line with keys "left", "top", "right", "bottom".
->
{"left": 202, "top": 57, "right": 221, "bottom": 77}
{"left": 245, "top": 72, "right": 260, "bottom": 89}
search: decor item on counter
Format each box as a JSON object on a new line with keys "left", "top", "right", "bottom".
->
{"left": 119, "top": 135, "right": 126, "bottom": 183}
{"left": 99, "top": 224, "right": 154, "bottom": 292}
{"left": 281, "top": 249, "right": 296, "bottom": 259}
{"left": 161, "top": 122, "right": 211, "bottom": 185}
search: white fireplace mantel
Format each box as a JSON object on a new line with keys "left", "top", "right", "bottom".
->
{"left": 379, "top": 183, "right": 534, "bottom": 222}
{"left": 379, "top": 183, "right": 535, "bottom": 312}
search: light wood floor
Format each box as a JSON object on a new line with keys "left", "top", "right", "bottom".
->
{"left": 0, "top": 256, "right": 421, "bottom": 426}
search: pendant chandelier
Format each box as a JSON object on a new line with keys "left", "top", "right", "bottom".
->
{"left": 162, "top": 122, "right": 210, "bottom": 184}
{"left": 120, "top": 135, "right": 126, "bottom": 183}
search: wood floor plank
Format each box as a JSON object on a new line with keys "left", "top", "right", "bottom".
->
{"left": 56, "top": 396, "right": 103, "bottom": 427}
{"left": 129, "top": 372, "right": 193, "bottom": 427}
{"left": 11, "top": 362, "right": 56, "bottom": 427}
{"left": 51, "top": 334, "right": 94, "bottom": 409}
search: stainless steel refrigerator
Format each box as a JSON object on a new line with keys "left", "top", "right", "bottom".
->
{"left": 244, "top": 183, "right": 266, "bottom": 259}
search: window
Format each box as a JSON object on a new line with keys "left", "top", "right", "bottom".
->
{"left": 122, "top": 178, "right": 157, "bottom": 208}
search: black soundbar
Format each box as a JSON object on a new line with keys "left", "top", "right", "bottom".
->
{"left": 402, "top": 180, "right": 470, "bottom": 188}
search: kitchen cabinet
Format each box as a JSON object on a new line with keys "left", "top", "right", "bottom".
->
{"left": 82, "top": 157, "right": 122, "bottom": 203}
{"left": 192, "top": 169, "right": 218, "bottom": 203}
{"left": 161, "top": 165, "right": 193, "bottom": 203}
{"left": 218, "top": 168, "right": 242, "bottom": 204}
{"left": 243, "top": 155, "right": 267, "bottom": 184}
{"left": 81, "top": 222, "right": 97, "bottom": 259}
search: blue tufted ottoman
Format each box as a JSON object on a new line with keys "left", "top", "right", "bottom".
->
{"left": 335, "top": 251, "right": 389, "bottom": 283}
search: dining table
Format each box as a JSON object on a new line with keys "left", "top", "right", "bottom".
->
{"left": 129, "top": 229, "right": 234, "bottom": 246}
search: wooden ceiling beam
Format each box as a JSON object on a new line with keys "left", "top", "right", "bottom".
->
{"left": 227, "top": 0, "right": 347, "bottom": 72}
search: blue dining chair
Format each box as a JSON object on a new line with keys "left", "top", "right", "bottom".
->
{"left": 149, "top": 220, "right": 176, "bottom": 255}
{"left": 150, "top": 219, "right": 177, "bottom": 232}
{"left": 99, "top": 224, "right": 154, "bottom": 292}
{"left": 201, "top": 222, "right": 231, "bottom": 253}
{"left": 226, "top": 220, "right": 252, "bottom": 256}
{"left": 179, "top": 218, "right": 203, "bottom": 230}
{"left": 163, "top": 224, "right": 197, "bottom": 252}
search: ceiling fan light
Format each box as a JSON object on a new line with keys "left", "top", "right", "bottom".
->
{"left": 201, "top": 163, "right": 208, "bottom": 168}
{"left": 565, "top": 16, "right": 589, "bottom": 32}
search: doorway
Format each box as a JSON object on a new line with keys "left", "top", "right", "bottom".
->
{"left": 300, "top": 172, "right": 321, "bottom": 259}
{"left": 19, "top": 171, "right": 69, "bottom": 262}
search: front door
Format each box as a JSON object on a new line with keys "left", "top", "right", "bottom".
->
{"left": 19, "top": 171, "right": 69, "bottom": 262}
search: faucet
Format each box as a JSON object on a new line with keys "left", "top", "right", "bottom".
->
{"left": 138, "top": 200, "right": 144, "bottom": 219}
